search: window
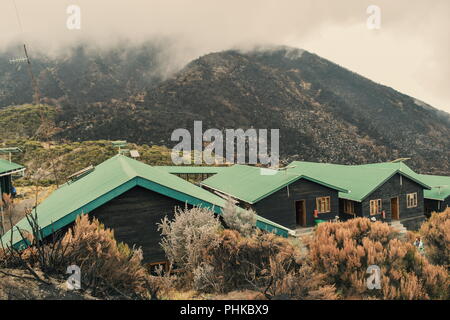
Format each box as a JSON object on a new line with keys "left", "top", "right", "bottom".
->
{"left": 316, "top": 196, "right": 331, "bottom": 213}
{"left": 370, "top": 199, "right": 382, "bottom": 215}
{"left": 343, "top": 200, "right": 355, "bottom": 215}
{"left": 406, "top": 193, "right": 418, "bottom": 208}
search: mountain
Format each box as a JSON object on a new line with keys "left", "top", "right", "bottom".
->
{"left": 0, "top": 45, "right": 449, "bottom": 174}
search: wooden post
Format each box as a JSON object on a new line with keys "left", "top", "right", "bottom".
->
{"left": 0, "top": 185, "right": 4, "bottom": 236}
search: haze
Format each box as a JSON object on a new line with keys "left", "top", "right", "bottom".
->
{"left": 0, "top": 0, "right": 448, "bottom": 113}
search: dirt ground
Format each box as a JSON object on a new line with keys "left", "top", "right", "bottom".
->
{"left": 0, "top": 268, "right": 95, "bottom": 300}
{"left": 1, "top": 185, "right": 55, "bottom": 233}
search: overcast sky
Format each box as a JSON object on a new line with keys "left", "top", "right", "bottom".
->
{"left": 0, "top": 0, "right": 449, "bottom": 113}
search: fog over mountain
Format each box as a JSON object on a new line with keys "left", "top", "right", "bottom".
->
{"left": 0, "top": 44, "right": 448, "bottom": 174}
{"left": 0, "top": 0, "right": 449, "bottom": 112}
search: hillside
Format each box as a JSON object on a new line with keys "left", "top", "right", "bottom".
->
{"left": 0, "top": 45, "right": 449, "bottom": 174}
{"left": 0, "top": 138, "right": 173, "bottom": 186}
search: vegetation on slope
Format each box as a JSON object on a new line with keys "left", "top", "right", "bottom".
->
{"left": 1, "top": 139, "right": 172, "bottom": 186}
{"left": 0, "top": 104, "right": 57, "bottom": 140}
{"left": 1, "top": 44, "right": 449, "bottom": 174}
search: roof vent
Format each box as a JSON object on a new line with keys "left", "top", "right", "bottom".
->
{"left": 129, "top": 150, "right": 140, "bottom": 158}
{"left": 390, "top": 158, "right": 411, "bottom": 163}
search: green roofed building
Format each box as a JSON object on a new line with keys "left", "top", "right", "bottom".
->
{"left": 288, "top": 161, "right": 432, "bottom": 230}
{"left": 418, "top": 174, "right": 450, "bottom": 215}
{"left": 201, "top": 164, "right": 348, "bottom": 229}
{"left": 2, "top": 155, "right": 291, "bottom": 263}
{"left": 0, "top": 158, "right": 25, "bottom": 197}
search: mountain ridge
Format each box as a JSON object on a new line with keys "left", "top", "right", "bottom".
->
{"left": 0, "top": 45, "right": 448, "bottom": 174}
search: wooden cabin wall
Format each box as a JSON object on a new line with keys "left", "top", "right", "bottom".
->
{"left": 444, "top": 197, "right": 450, "bottom": 211}
{"left": 91, "top": 186, "right": 187, "bottom": 263}
{"left": 424, "top": 199, "right": 440, "bottom": 217}
{"left": 361, "top": 173, "right": 425, "bottom": 228}
{"left": 0, "top": 175, "right": 12, "bottom": 195}
{"left": 338, "top": 199, "right": 363, "bottom": 221}
{"left": 425, "top": 197, "right": 450, "bottom": 217}
{"left": 252, "top": 179, "right": 339, "bottom": 229}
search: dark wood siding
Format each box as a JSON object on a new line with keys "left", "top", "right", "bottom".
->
{"left": 90, "top": 186, "right": 186, "bottom": 263}
{"left": 251, "top": 179, "right": 339, "bottom": 229}
{"left": 361, "top": 173, "right": 425, "bottom": 228}
{"left": 444, "top": 197, "right": 450, "bottom": 211}
{"left": 338, "top": 199, "right": 362, "bottom": 221}
{"left": 425, "top": 197, "right": 450, "bottom": 217}
{"left": 0, "top": 175, "right": 12, "bottom": 195}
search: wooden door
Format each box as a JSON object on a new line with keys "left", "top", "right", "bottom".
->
{"left": 391, "top": 197, "right": 399, "bottom": 220}
{"left": 295, "top": 200, "right": 306, "bottom": 227}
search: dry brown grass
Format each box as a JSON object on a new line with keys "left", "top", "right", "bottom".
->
{"left": 419, "top": 208, "right": 450, "bottom": 270}
{"left": 307, "top": 218, "right": 449, "bottom": 300}
{"left": 1, "top": 214, "right": 160, "bottom": 299}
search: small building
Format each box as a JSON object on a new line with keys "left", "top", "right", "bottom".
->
{"left": 289, "top": 161, "right": 432, "bottom": 230}
{"left": 418, "top": 174, "right": 450, "bottom": 216}
{"left": 201, "top": 165, "right": 348, "bottom": 229}
{"left": 2, "top": 155, "right": 290, "bottom": 263}
{"left": 0, "top": 158, "right": 25, "bottom": 197}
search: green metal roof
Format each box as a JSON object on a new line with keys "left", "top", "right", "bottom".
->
{"left": 360, "top": 162, "right": 448, "bottom": 201}
{"left": 0, "top": 158, "right": 24, "bottom": 175}
{"left": 201, "top": 164, "right": 348, "bottom": 204}
{"left": 417, "top": 174, "right": 450, "bottom": 201}
{"left": 287, "top": 161, "right": 432, "bottom": 202}
{"left": 155, "top": 166, "right": 230, "bottom": 174}
{"left": 2, "top": 155, "right": 291, "bottom": 248}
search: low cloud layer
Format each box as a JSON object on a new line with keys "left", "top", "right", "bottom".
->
{"left": 0, "top": 0, "right": 448, "bottom": 112}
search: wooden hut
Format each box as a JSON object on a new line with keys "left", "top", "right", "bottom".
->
{"left": 418, "top": 174, "right": 450, "bottom": 216}
{"left": 289, "top": 161, "right": 432, "bottom": 230}
{"left": 2, "top": 155, "right": 290, "bottom": 263}
{"left": 201, "top": 165, "right": 347, "bottom": 229}
{"left": 0, "top": 158, "right": 25, "bottom": 196}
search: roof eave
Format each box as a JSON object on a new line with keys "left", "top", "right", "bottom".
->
{"left": 0, "top": 167, "right": 26, "bottom": 177}
{"left": 200, "top": 182, "right": 257, "bottom": 204}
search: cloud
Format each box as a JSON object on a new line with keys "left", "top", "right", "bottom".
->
{"left": 0, "top": 0, "right": 448, "bottom": 112}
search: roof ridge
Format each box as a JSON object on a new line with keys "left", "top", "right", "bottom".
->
{"left": 116, "top": 154, "right": 140, "bottom": 178}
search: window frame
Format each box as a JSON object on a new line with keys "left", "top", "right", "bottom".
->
{"left": 343, "top": 200, "right": 355, "bottom": 215}
{"left": 316, "top": 196, "right": 331, "bottom": 213}
{"left": 369, "top": 199, "right": 382, "bottom": 215}
{"left": 406, "top": 192, "right": 418, "bottom": 208}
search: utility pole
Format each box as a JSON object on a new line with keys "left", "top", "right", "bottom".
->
{"left": 23, "top": 44, "right": 41, "bottom": 106}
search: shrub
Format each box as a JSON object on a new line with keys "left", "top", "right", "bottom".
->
{"left": 269, "top": 262, "right": 339, "bottom": 300}
{"left": 193, "top": 229, "right": 337, "bottom": 299}
{"left": 60, "top": 214, "right": 151, "bottom": 298}
{"left": 157, "top": 206, "right": 222, "bottom": 282}
{"left": 222, "top": 197, "right": 257, "bottom": 237}
{"left": 308, "top": 218, "right": 449, "bottom": 300}
{"left": 201, "top": 229, "right": 300, "bottom": 293}
{"left": 419, "top": 208, "right": 450, "bottom": 270}
{"left": 1, "top": 214, "right": 154, "bottom": 299}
